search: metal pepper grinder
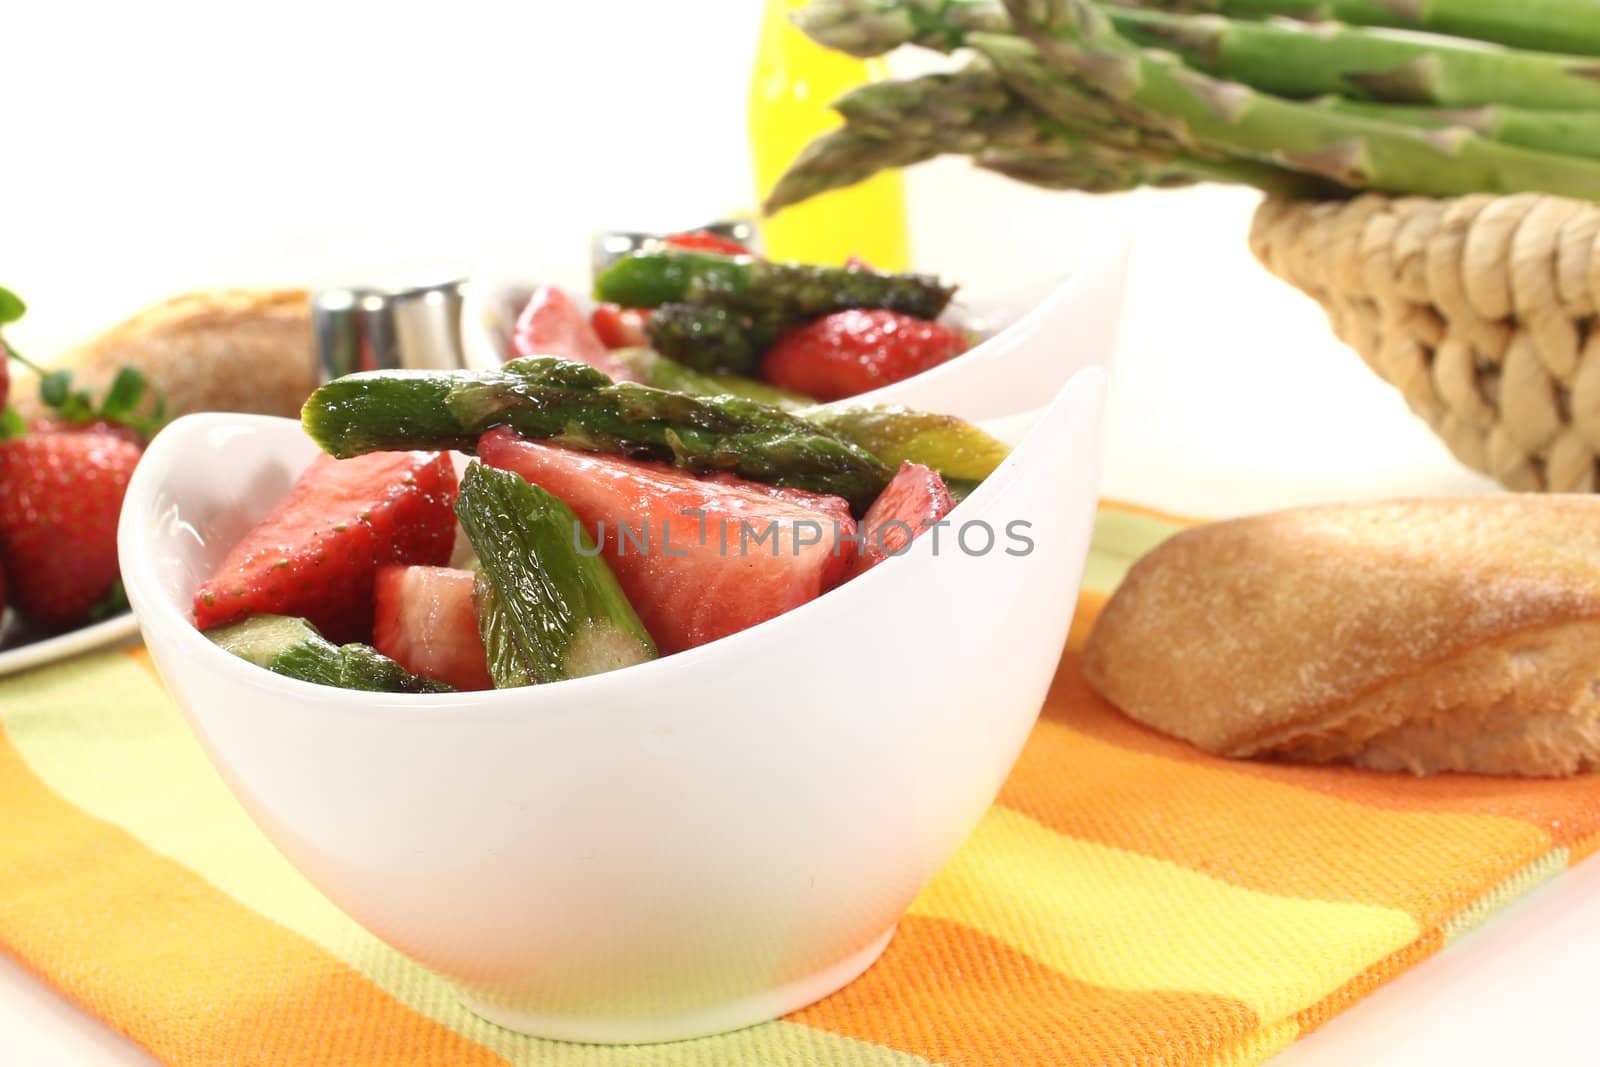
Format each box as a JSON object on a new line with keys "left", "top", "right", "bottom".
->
{"left": 311, "top": 279, "right": 472, "bottom": 381}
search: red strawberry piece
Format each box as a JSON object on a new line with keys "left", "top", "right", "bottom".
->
{"left": 478, "top": 428, "right": 855, "bottom": 655}
{"left": 590, "top": 304, "right": 652, "bottom": 350}
{"left": 193, "top": 451, "right": 458, "bottom": 644}
{"left": 0, "top": 432, "right": 142, "bottom": 629}
{"left": 29, "top": 416, "right": 147, "bottom": 449}
{"left": 761, "top": 309, "right": 967, "bottom": 402}
{"left": 662, "top": 230, "right": 754, "bottom": 257}
{"left": 511, "top": 284, "right": 637, "bottom": 381}
{"left": 848, "top": 462, "right": 955, "bottom": 580}
{"left": 373, "top": 565, "right": 493, "bottom": 691}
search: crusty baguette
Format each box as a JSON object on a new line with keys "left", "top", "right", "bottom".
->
{"left": 1082, "top": 496, "right": 1600, "bottom": 777}
{"left": 12, "top": 289, "right": 317, "bottom": 421}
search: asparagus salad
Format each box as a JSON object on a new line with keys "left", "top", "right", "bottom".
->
{"left": 193, "top": 355, "right": 1012, "bottom": 693}
{"left": 526, "top": 229, "right": 970, "bottom": 406}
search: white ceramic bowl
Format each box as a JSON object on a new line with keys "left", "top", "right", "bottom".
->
{"left": 461, "top": 233, "right": 1130, "bottom": 422}
{"left": 116, "top": 265, "right": 1116, "bottom": 1044}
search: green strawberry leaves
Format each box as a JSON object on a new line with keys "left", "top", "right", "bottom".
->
{"left": 1, "top": 285, "right": 23, "bottom": 440}
{"left": 31, "top": 363, "right": 166, "bottom": 437}
{"left": 88, "top": 579, "right": 130, "bottom": 622}
{"left": 1, "top": 286, "right": 168, "bottom": 442}
{"left": 100, "top": 365, "right": 168, "bottom": 438}
{"left": 0, "top": 286, "right": 25, "bottom": 325}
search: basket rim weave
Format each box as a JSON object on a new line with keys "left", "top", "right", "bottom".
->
{"left": 1250, "top": 192, "right": 1600, "bottom": 493}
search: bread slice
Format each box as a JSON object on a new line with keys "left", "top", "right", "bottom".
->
{"left": 13, "top": 289, "right": 316, "bottom": 421}
{"left": 1081, "top": 496, "right": 1600, "bottom": 777}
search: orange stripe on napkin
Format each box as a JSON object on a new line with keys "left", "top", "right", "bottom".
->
{"left": 1000, "top": 717, "right": 1545, "bottom": 920}
{"left": 1066, "top": 589, "right": 1108, "bottom": 652}
{"left": 791, "top": 915, "right": 1259, "bottom": 1067}
{"left": 1291, "top": 927, "right": 1445, "bottom": 1036}
{"left": 1052, "top": 655, "right": 1600, "bottom": 848}
{"left": 0, "top": 729, "right": 507, "bottom": 1067}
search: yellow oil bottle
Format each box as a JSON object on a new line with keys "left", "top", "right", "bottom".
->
{"left": 748, "top": 0, "right": 910, "bottom": 269}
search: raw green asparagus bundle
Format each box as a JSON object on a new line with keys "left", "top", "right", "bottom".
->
{"left": 1135, "top": 0, "right": 1600, "bottom": 59}
{"left": 302, "top": 356, "right": 894, "bottom": 512}
{"left": 1011, "top": 0, "right": 1600, "bottom": 197}
{"left": 456, "top": 462, "right": 656, "bottom": 686}
{"left": 766, "top": 45, "right": 1340, "bottom": 209}
{"left": 771, "top": 0, "right": 1600, "bottom": 206}
{"left": 1107, "top": 7, "right": 1600, "bottom": 110}
{"left": 1313, "top": 99, "right": 1600, "bottom": 162}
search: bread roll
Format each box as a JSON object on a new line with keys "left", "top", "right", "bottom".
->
{"left": 13, "top": 289, "right": 317, "bottom": 421}
{"left": 1082, "top": 496, "right": 1600, "bottom": 777}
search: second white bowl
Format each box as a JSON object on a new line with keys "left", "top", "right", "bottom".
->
{"left": 461, "top": 234, "right": 1129, "bottom": 422}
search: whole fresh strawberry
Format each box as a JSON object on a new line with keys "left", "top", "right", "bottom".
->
{"left": 762, "top": 309, "right": 967, "bottom": 402}
{"left": 0, "top": 432, "right": 142, "bottom": 629}
{"left": 29, "top": 416, "right": 147, "bottom": 449}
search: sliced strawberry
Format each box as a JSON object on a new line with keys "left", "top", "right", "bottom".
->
{"left": 193, "top": 451, "right": 458, "bottom": 644}
{"left": 590, "top": 304, "right": 652, "bottom": 350}
{"left": 0, "top": 432, "right": 141, "bottom": 629}
{"left": 662, "top": 230, "right": 753, "bottom": 257}
{"left": 762, "top": 309, "right": 967, "bottom": 402}
{"left": 373, "top": 565, "right": 492, "bottom": 691}
{"left": 478, "top": 428, "right": 855, "bottom": 655}
{"left": 848, "top": 462, "right": 955, "bottom": 580}
{"left": 511, "top": 284, "right": 637, "bottom": 381}
{"left": 699, "top": 472, "right": 856, "bottom": 519}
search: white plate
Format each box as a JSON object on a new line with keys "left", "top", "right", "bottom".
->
{"left": 0, "top": 612, "right": 141, "bottom": 678}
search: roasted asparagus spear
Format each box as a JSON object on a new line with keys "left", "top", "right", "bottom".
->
{"left": 302, "top": 357, "right": 894, "bottom": 512}
{"left": 594, "top": 250, "right": 956, "bottom": 321}
{"left": 456, "top": 462, "right": 656, "bottom": 686}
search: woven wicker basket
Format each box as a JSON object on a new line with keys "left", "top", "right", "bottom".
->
{"left": 1250, "top": 193, "right": 1600, "bottom": 492}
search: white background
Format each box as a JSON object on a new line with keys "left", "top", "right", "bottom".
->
{"left": 4, "top": 1, "right": 1586, "bottom": 1064}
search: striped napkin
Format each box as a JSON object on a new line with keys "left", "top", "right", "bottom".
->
{"left": 3, "top": 500, "right": 1599, "bottom": 1067}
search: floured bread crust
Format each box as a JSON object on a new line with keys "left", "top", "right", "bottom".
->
{"left": 1082, "top": 496, "right": 1600, "bottom": 777}
{"left": 15, "top": 289, "right": 316, "bottom": 420}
